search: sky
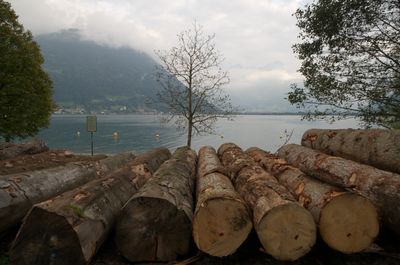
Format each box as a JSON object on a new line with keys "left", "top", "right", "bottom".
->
{"left": 8, "top": 0, "right": 310, "bottom": 112}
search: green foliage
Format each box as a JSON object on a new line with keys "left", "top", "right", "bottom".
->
{"left": 289, "top": 0, "right": 400, "bottom": 128}
{"left": 65, "top": 204, "right": 86, "bottom": 218}
{"left": 0, "top": 255, "right": 10, "bottom": 265}
{"left": 0, "top": 0, "right": 53, "bottom": 142}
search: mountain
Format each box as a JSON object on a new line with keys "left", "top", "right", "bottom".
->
{"left": 36, "top": 29, "right": 163, "bottom": 113}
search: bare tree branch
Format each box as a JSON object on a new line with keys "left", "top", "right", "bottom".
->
{"left": 154, "top": 22, "right": 234, "bottom": 147}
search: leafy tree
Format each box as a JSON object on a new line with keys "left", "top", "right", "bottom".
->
{"left": 155, "top": 23, "right": 234, "bottom": 147}
{"left": 289, "top": 0, "right": 400, "bottom": 127}
{"left": 0, "top": 0, "right": 53, "bottom": 142}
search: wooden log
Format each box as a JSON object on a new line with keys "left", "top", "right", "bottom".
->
{"left": 302, "top": 128, "right": 400, "bottom": 174}
{"left": 217, "top": 143, "right": 254, "bottom": 180}
{"left": 0, "top": 139, "right": 49, "bottom": 160}
{"left": 278, "top": 144, "right": 400, "bottom": 235}
{"left": 246, "top": 147, "right": 379, "bottom": 253}
{"left": 0, "top": 152, "right": 135, "bottom": 233}
{"left": 9, "top": 147, "right": 171, "bottom": 265}
{"left": 115, "top": 147, "right": 197, "bottom": 262}
{"left": 192, "top": 146, "right": 252, "bottom": 257}
{"left": 219, "top": 144, "right": 316, "bottom": 261}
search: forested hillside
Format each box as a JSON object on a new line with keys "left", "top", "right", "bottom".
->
{"left": 36, "top": 29, "right": 164, "bottom": 113}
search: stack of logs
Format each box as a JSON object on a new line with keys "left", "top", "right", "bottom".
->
{"left": 1, "top": 128, "right": 400, "bottom": 265}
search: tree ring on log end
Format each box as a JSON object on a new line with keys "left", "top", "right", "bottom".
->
{"left": 115, "top": 197, "right": 192, "bottom": 262}
{"left": 10, "top": 207, "right": 85, "bottom": 265}
{"left": 256, "top": 203, "right": 316, "bottom": 261}
{"left": 192, "top": 197, "right": 252, "bottom": 257}
{"left": 319, "top": 193, "right": 379, "bottom": 253}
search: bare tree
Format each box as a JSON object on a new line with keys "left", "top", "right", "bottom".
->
{"left": 155, "top": 22, "right": 234, "bottom": 147}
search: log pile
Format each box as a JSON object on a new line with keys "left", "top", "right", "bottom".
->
{"left": 218, "top": 143, "right": 316, "bottom": 261}
{"left": 0, "top": 152, "right": 135, "bottom": 233}
{"left": 115, "top": 146, "right": 197, "bottom": 262}
{"left": 278, "top": 143, "right": 400, "bottom": 235}
{"left": 9, "top": 147, "right": 171, "bottom": 265}
{"left": 1, "top": 129, "right": 399, "bottom": 264}
{"left": 246, "top": 147, "right": 379, "bottom": 253}
{"left": 301, "top": 128, "right": 400, "bottom": 174}
{"left": 192, "top": 146, "right": 252, "bottom": 257}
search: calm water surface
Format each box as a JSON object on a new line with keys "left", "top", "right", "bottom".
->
{"left": 38, "top": 114, "right": 359, "bottom": 154}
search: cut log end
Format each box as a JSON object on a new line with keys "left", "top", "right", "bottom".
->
{"left": 115, "top": 197, "right": 192, "bottom": 262}
{"left": 319, "top": 193, "right": 379, "bottom": 253}
{"left": 193, "top": 197, "right": 252, "bottom": 257}
{"left": 257, "top": 203, "right": 316, "bottom": 261}
{"left": 10, "top": 207, "right": 85, "bottom": 265}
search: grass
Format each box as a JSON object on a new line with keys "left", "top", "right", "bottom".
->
{"left": 0, "top": 255, "right": 10, "bottom": 265}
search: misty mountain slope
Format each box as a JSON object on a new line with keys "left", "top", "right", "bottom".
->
{"left": 36, "top": 29, "right": 163, "bottom": 112}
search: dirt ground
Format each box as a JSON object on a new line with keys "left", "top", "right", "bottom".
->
{"left": 1, "top": 150, "right": 400, "bottom": 265}
{"left": 0, "top": 149, "right": 107, "bottom": 175}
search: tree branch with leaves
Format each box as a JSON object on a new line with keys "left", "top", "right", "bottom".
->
{"left": 289, "top": 0, "right": 400, "bottom": 128}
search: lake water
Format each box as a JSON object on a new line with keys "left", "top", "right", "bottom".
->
{"left": 38, "top": 114, "right": 359, "bottom": 154}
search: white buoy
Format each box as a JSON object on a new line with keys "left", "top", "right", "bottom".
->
{"left": 113, "top": 131, "right": 120, "bottom": 140}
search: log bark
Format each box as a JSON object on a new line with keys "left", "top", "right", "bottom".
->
{"left": 9, "top": 147, "right": 171, "bottom": 265}
{"left": 218, "top": 143, "right": 316, "bottom": 261}
{"left": 301, "top": 129, "right": 400, "bottom": 174}
{"left": 115, "top": 147, "right": 197, "bottom": 262}
{"left": 192, "top": 146, "right": 252, "bottom": 257}
{"left": 0, "top": 152, "right": 135, "bottom": 233}
{"left": 0, "top": 139, "right": 49, "bottom": 160}
{"left": 218, "top": 143, "right": 254, "bottom": 181}
{"left": 278, "top": 144, "right": 400, "bottom": 235}
{"left": 246, "top": 147, "right": 379, "bottom": 253}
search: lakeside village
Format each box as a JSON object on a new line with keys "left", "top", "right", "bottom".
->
{"left": 53, "top": 105, "right": 153, "bottom": 115}
{"left": 53, "top": 105, "right": 305, "bottom": 116}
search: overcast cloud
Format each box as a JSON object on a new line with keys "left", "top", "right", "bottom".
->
{"left": 8, "top": 0, "right": 309, "bottom": 111}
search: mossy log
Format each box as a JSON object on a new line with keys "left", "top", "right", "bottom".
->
{"left": 9, "top": 147, "right": 171, "bottom": 265}
{"left": 218, "top": 143, "right": 316, "bottom": 261}
{"left": 278, "top": 144, "right": 400, "bottom": 235}
{"left": 302, "top": 129, "right": 400, "bottom": 174}
{"left": 192, "top": 146, "right": 252, "bottom": 257}
{"left": 246, "top": 147, "right": 379, "bottom": 253}
{"left": 0, "top": 139, "right": 48, "bottom": 160}
{"left": 115, "top": 147, "right": 197, "bottom": 262}
{"left": 0, "top": 152, "right": 135, "bottom": 233}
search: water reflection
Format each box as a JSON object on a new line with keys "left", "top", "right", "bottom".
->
{"left": 38, "top": 114, "right": 359, "bottom": 154}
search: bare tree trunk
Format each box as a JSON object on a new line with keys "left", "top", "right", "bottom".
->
{"left": 187, "top": 118, "right": 192, "bottom": 148}
{"left": 0, "top": 139, "right": 48, "bottom": 160}
{"left": 0, "top": 152, "right": 135, "bottom": 233}
{"left": 187, "top": 79, "right": 193, "bottom": 148}
{"left": 115, "top": 147, "right": 197, "bottom": 262}
{"left": 218, "top": 143, "right": 316, "bottom": 261}
{"left": 192, "top": 146, "right": 252, "bottom": 257}
{"left": 278, "top": 144, "right": 400, "bottom": 235}
{"left": 246, "top": 147, "right": 379, "bottom": 253}
{"left": 9, "top": 148, "right": 171, "bottom": 265}
{"left": 301, "top": 129, "right": 400, "bottom": 174}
